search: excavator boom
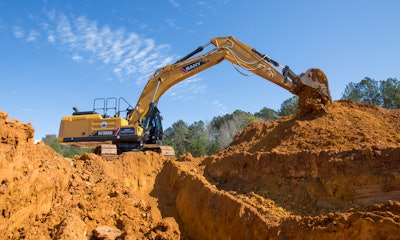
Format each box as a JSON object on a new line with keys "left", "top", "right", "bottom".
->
{"left": 128, "top": 36, "right": 331, "bottom": 124}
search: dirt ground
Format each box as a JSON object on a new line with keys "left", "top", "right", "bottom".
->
{"left": 0, "top": 100, "right": 399, "bottom": 239}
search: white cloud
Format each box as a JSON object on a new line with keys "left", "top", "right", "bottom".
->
{"left": 56, "top": 14, "right": 78, "bottom": 47}
{"left": 169, "top": 0, "right": 180, "bottom": 8}
{"left": 166, "top": 76, "right": 206, "bottom": 100}
{"left": 12, "top": 26, "right": 24, "bottom": 38}
{"left": 32, "top": 12, "right": 177, "bottom": 84}
{"left": 27, "top": 29, "right": 40, "bottom": 42}
{"left": 13, "top": 26, "right": 40, "bottom": 42}
{"left": 47, "top": 32, "right": 55, "bottom": 43}
{"left": 72, "top": 53, "right": 83, "bottom": 62}
{"left": 9, "top": 11, "right": 216, "bottom": 99}
{"left": 166, "top": 19, "right": 181, "bottom": 30}
{"left": 213, "top": 100, "right": 227, "bottom": 114}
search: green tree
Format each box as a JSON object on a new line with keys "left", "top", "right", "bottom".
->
{"left": 342, "top": 82, "right": 359, "bottom": 102}
{"left": 208, "top": 110, "right": 259, "bottom": 150}
{"left": 187, "top": 121, "right": 208, "bottom": 157}
{"left": 278, "top": 96, "right": 298, "bottom": 116}
{"left": 380, "top": 78, "right": 400, "bottom": 109}
{"left": 254, "top": 107, "right": 279, "bottom": 121}
{"left": 342, "top": 77, "right": 381, "bottom": 105}
{"left": 163, "top": 120, "right": 189, "bottom": 156}
{"left": 42, "top": 134, "right": 92, "bottom": 158}
{"left": 42, "top": 134, "right": 63, "bottom": 153}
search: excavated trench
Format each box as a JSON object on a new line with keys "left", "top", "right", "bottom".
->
{"left": 153, "top": 147, "right": 400, "bottom": 239}
{"left": 1, "top": 100, "right": 400, "bottom": 239}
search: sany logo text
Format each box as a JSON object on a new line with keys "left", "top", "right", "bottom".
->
{"left": 180, "top": 61, "right": 206, "bottom": 73}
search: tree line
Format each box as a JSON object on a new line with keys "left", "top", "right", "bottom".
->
{"left": 162, "top": 101, "right": 295, "bottom": 157}
{"left": 43, "top": 77, "right": 399, "bottom": 157}
{"left": 342, "top": 77, "right": 399, "bottom": 109}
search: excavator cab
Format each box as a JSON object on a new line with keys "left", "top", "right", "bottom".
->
{"left": 139, "top": 103, "right": 175, "bottom": 156}
{"left": 142, "top": 103, "right": 163, "bottom": 144}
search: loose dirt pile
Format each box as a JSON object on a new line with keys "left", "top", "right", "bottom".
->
{"left": 0, "top": 100, "right": 399, "bottom": 239}
{"left": 228, "top": 100, "right": 399, "bottom": 153}
{"left": 0, "top": 111, "right": 179, "bottom": 239}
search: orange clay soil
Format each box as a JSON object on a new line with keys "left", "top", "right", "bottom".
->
{"left": 0, "top": 100, "right": 399, "bottom": 239}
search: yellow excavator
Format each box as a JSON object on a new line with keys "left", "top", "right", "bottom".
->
{"left": 58, "top": 36, "right": 332, "bottom": 156}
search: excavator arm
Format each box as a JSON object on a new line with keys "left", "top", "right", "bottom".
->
{"left": 128, "top": 36, "right": 331, "bottom": 125}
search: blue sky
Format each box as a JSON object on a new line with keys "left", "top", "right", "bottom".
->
{"left": 1, "top": 0, "right": 399, "bottom": 140}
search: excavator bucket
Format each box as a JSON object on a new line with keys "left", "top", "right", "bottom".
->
{"left": 297, "top": 68, "right": 332, "bottom": 113}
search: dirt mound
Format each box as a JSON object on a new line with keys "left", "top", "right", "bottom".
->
{"left": 228, "top": 100, "right": 400, "bottom": 153}
{"left": 1, "top": 101, "right": 399, "bottom": 239}
{"left": 0, "top": 111, "right": 179, "bottom": 239}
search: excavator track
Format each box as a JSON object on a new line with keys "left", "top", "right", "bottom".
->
{"left": 94, "top": 144, "right": 118, "bottom": 156}
{"left": 93, "top": 144, "right": 175, "bottom": 157}
{"left": 143, "top": 144, "right": 176, "bottom": 157}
